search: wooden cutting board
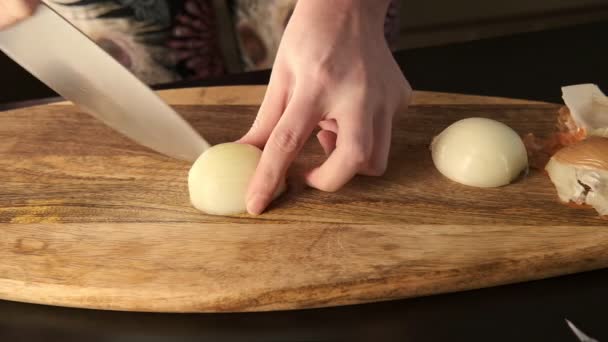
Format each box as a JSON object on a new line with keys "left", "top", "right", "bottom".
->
{"left": 1, "top": 85, "right": 606, "bottom": 313}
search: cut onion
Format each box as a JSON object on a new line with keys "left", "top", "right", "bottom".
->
{"left": 188, "top": 143, "right": 286, "bottom": 215}
{"left": 431, "top": 117, "right": 528, "bottom": 188}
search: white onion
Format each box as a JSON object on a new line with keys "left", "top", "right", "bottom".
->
{"left": 188, "top": 143, "right": 285, "bottom": 215}
{"left": 431, "top": 117, "right": 528, "bottom": 187}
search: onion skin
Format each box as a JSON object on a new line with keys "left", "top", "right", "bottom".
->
{"left": 524, "top": 106, "right": 589, "bottom": 170}
{"left": 527, "top": 84, "right": 608, "bottom": 218}
{"left": 552, "top": 137, "right": 608, "bottom": 170}
{"left": 545, "top": 137, "right": 608, "bottom": 218}
{"left": 526, "top": 83, "right": 608, "bottom": 170}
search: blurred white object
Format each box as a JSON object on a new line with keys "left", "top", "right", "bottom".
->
{"left": 566, "top": 319, "right": 599, "bottom": 342}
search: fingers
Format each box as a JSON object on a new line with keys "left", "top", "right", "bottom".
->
{"left": 239, "top": 78, "right": 395, "bottom": 213}
{"left": 238, "top": 70, "right": 288, "bottom": 148}
{"left": 316, "top": 130, "right": 337, "bottom": 155}
{"left": 318, "top": 119, "right": 338, "bottom": 133}
{"left": 360, "top": 113, "right": 392, "bottom": 176}
{"left": 306, "top": 115, "right": 373, "bottom": 192}
{"left": 0, "top": 0, "right": 39, "bottom": 30}
{"left": 317, "top": 119, "right": 338, "bottom": 155}
{"left": 246, "top": 93, "right": 321, "bottom": 215}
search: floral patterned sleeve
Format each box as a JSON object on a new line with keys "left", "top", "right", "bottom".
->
{"left": 47, "top": 0, "right": 399, "bottom": 85}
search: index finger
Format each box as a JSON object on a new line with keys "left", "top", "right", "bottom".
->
{"left": 246, "top": 93, "right": 321, "bottom": 215}
{"left": 306, "top": 116, "right": 373, "bottom": 192}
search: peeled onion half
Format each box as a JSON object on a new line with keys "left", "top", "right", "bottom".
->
{"left": 188, "top": 143, "right": 286, "bottom": 215}
{"left": 431, "top": 117, "right": 529, "bottom": 187}
{"left": 545, "top": 137, "right": 608, "bottom": 218}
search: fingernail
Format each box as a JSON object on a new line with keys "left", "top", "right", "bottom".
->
{"left": 247, "top": 194, "right": 266, "bottom": 215}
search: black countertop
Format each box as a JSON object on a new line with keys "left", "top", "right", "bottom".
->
{"left": 1, "top": 20, "right": 607, "bottom": 342}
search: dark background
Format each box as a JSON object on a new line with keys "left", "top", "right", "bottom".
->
{"left": 1, "top": 14, "right": 608, "bottom": 342}
{"left": 2, "top": 20, "right": 606, "bottom": 105}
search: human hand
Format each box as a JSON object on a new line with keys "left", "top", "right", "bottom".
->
{"left": 238, "top": 0, "right": 412, "bottom": 215}
{"left": 0, "top": 0, "right": 39, "bottom": 30}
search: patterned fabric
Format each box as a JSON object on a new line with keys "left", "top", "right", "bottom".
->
{"left": 47, "top": 0, "right": 399, "bottom": 85}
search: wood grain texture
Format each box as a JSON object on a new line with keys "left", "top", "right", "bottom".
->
{"left": 0, "top": 87, "right": 606, "bottom": 313}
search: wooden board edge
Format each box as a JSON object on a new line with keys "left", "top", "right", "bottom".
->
{"left": 1, "top": 224, "right": 606, "bottom": 313}
{"left": 1, "top": 253, "right": 605, "bottom": 313}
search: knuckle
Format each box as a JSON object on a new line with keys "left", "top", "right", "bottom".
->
{"left": 260, "top": 169, "right": 278, "bottom": 189}
{"left": 272, "top": 128, "right": 301, "bottom": 153}
{"left": 348, "top": 144, "right": 371, "bottom": 166}
{"left": 352, "top": 64, "right": 371, "bottom": 85}
{"left": 251, "top": 167, "right": 279, "bottom": 194}
{"left": 309, "top": 65, "right": 332, "bottom": 88}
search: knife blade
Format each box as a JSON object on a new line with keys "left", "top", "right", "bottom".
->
{"left": 0, "top": 3, "right": 210, "bottom": 162}
{"left": 566, "top": 319, "right": 599, "bottom": 342}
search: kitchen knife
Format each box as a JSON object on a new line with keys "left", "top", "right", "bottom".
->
{"left": 566, "top": 319, "right": 599, "bottom": 342}
{"left": 0, "top": 3, "right": 210, "bottom": 162}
